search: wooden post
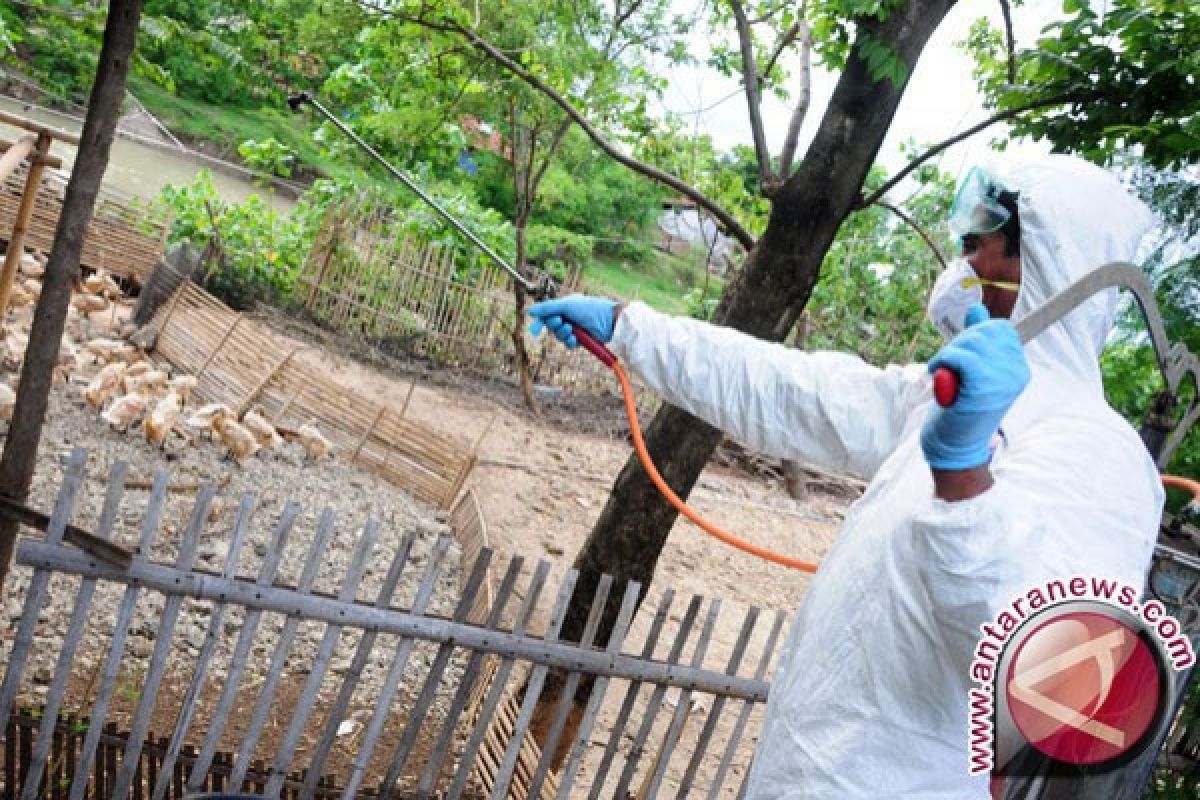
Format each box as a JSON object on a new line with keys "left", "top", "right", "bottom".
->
{"left": 350, "top": 404, "right": 387, "bottom": 461}
{"left": 0, "top": 132, "right": 51, "bottom": 318}
{"left": 0, "top": 0, "right": 147, "bottom": 595}
{"left": 306, "top": 205, "right": 342, "bottom": 311}
{"left": 234, "top": 346, "right": 301, "bottom": 418}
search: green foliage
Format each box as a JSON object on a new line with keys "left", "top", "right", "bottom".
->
{"left": 238, "top": 137, "right": 297, "bottom": 179}
{"left": 157, "top": 171, "right": 328, "bottom": 309}
{"left": 525, "top": 224, "right": 593, "bottom": 281}
{"left": 683, "top": 285, "right": 720, "bottom": 320}
{"left": 968, "top": 0, "right": 1200, "bottom": 169}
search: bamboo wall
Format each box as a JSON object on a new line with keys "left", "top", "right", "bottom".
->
{"left": 150, "top": 277, "right": 477, "bottom": 509}
{"left": 0, "top": 161, "right": 167, "bottom": 285}
{"left": 295, "top": 198, "right": 619, "bottom": 394}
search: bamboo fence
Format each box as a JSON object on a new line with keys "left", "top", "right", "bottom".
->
{"left": 0, "top": 160, "right": 168, "bottom": 286}
{"left": 149, "top": 275, "right": 478, "bottom": 509}
{"left": 295, "top": 198, "right": 618, "bottom": 394}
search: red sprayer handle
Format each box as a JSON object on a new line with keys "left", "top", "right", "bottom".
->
{"left": 574, "top": 328, "right": 617, "bottom": 368}
{"left": 933, "top": 367, "right": 960, "bottom": 407}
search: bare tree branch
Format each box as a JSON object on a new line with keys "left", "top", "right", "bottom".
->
{"left": 395, "top": 16, "right": 755, "bottom": 247}
{"left": 777, "top": 20, "right": 812, "bottom": 178}
{"left": 760, "top": 21, "right": 801, "bottom": 82}
{"left": 874, "top": 199, "right": 948, "bottom": 271}
{"left": 729, "top": 0, "right": 775, "bottom": 189}
{"left": 857, "top": 91, "right": 1083, "bottom": 209}
{"left": 998, "top": 0, "right": 1017, "bottom": 85}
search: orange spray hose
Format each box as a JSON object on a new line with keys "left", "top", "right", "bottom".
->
{"left": 585, "top": 334, "right": 1191, "bottom": 575}
{"left": 1162, "top": 474, "right": 1200, "bottom": 502}
{"left": 612, "top": 360, "right": 820, "bottom": 573}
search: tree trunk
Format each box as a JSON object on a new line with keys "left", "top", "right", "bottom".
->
{"left": 510, "top": 216, "right": 537, "bottom": 412}
{"left": 0, "top": 0, "right": 145, "bottom": 593}
{"left": 538, "top": 0, "right": 957, "bottom": 756}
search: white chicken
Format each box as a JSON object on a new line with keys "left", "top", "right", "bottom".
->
{"left": 297, "top": 423, "right": 332, "bottom": 460}
{"left": 84, "top": 362, "right": 128, "bottom": 409}
{"left": 124, "top": 368, "right": 168, "bottom": 395}
{"left": 83, "top": 337, "right": 128, "bottom": 363}
{"left": 0, "top": 382, "right": 14, "bottom": 420}
{"left": 3, "top": 331, "right": 28, "bottom": 370}
{"left": 18, "top": 252, "right": 43, "bottom": 279}
{"left": 241, "top": 408, "right": 284, "bottom": 449}
{"left": 102, "top": 392, "right": 147, "bottom": 431}
{"left": 72, "top": 294, "right": 110, "bottom": 315}
{"left": 214, "top": 416, "right": 259, "bottom": 462}
{"left": 143, "top": 390, "right": 182, "bottom": 448}
{"left": 185, "top": 402, "right": 233, "bottom": 436}
{"left": 168, "top": 374, "right": 199, "bottom": 406}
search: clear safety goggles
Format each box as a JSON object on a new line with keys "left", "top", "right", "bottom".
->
{"left": 948, "top": 166, "right": 1012, "bottom": 237}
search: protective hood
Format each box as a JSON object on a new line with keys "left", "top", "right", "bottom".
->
{"left": 1003, "top": 156, "right": 1155, "bottom": 390}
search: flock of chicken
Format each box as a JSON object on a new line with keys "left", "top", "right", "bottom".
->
{"left": 0, "top": 250, "right": 333, "bottom": 463}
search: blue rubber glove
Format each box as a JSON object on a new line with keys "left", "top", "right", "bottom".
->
{"left": 528, "top": 294, "right": 617, "bottom": 349}
{"left": 921, "top": 303, "right": 1030, "bottom": 470}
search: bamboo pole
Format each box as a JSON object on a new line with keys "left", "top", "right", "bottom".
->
{"left": 234, "top": 347, "right": 301, "bottom": 418}
{"left": 195, "top": 314, "right": 241, "bottom": 383}
{"left": 350, "top": 404, "right": 387, "bottom": 461}
{"left": 0, "top": 133, "right": 51, "bottom": 317}
{"left": 0, "top": 109, "right": 80, "bottom": 147}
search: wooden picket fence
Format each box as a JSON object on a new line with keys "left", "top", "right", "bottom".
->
{"left": 3, "top": 708, "right": 349, "bottom": 799}
{"left": 0, "top": 451, "right": 783, "bottom": 798}
{"left": 294, "top": 197, "right": 617, "bottom": 394}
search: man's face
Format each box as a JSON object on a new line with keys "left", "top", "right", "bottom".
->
{"left": 962, "top": 231, "right": 1021, "bottom": 319}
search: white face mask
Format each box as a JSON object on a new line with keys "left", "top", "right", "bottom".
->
{"left": 926, "top": 258, "right": 1021, "bottom": 338}
{"left": 927, "top": 259, "right": 982, "bottom": 339}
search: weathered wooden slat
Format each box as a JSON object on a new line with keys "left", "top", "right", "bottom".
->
{"left": 489, "top": 568, "right": 580, "bottom": 800}
{"left": 186, "top": 503, "right": 301, "bottom": 790}
{"left": 340, "top": 535, "right": 453, "bottom": 800}
{"left": 642, "top": 598, "right": 722, "bottom": 799}
{"left": 0, "top": 448, "right": 88, "bottom": 734}
{"left": 525, "top": 574, "right": 614, "bottom": 800}
{"left": 446, "top": 560, "right": 551, "bottom": 800}
{"left": 707, "top": 611, "right": 787, "bottom": 800}
{"left": 228, "top": 508, "right": 339, "bottom": 788}
{"left": 586, "top": 588, "right": 675, "bottom": 800}
{"left": 150, "top": 492, "right": 257, "bottom": 800}
{"left": 612, "top": 594, "right": 704, "bottom": 799}
{"left": 378, "top": 549, "right": 494, "bottom": 798}
{"left": 678, "top": 606, "right": 761, "bottom": 797}
{"left": 69, "top": 470, "right": 170, "bottom": 800}
{"left": 19, "top": 542, "right": 771, "bottom": 703}
{"left": 416, "top": 555, "right": 524, "bottom": 796}
{"left": 110, "top": 484, "right": 217, "bottom": 800}
{"left": 555, "top": 580, "right": 643, "bottom": 798}
{"left": 264, "top": 520, "right": 381, "bottom": 797}
{"left": 300, "top": 532, "right": 416, "bottom": 795}
{"left": 22, "top": 461, "right": 128, "bottom": 800}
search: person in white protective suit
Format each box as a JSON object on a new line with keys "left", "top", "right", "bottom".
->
{"left": 528, "top": 155, "right": 1165, "bottom": 798}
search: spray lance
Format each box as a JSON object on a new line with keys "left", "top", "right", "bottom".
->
{"left": 289, "top": 92, "right": 1198, "bottom": 571}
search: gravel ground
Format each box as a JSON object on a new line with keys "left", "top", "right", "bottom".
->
{"left": 2, "top": 360, "right": 472, "bottom": 788}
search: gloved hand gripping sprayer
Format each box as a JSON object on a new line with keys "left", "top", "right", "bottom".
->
{"left": 289, "top": 92, "right": 1199, "bottom": 573}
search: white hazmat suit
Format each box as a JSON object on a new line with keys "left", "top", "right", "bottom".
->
{"left": 606, "top": 156, "right": 1165, "bottom": 798}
